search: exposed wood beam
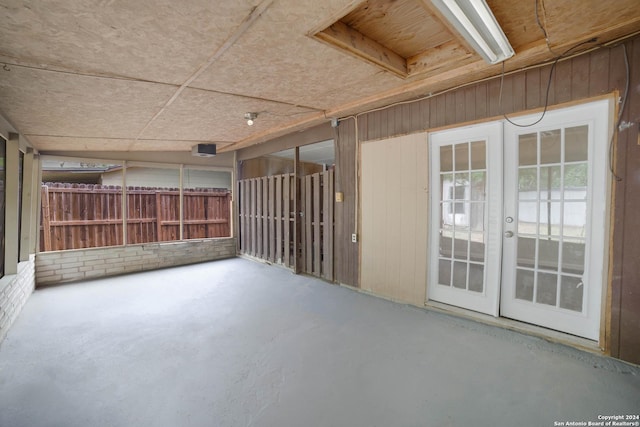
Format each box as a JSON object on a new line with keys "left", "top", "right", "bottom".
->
{"left": 306, "top": 0, "right": 369, "bottom": 36}
{"left": 415, "top": 0, "right": 477, "bottom": 56}
{"left": 407, "top": 40, "right": 474, "bottom": 75}
{"left": 315, "top": 21, "right": 408, "bottom": 78}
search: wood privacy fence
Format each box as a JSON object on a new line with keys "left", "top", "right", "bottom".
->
{"left": 40, "top": 183, "right": 231, "bottom": 251}
{"left": 238, "top": 171, "right": 334, "bottom": 281}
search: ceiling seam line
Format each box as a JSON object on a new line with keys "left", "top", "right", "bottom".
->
{"left": 0, "top": 58, "right": 182, "bottom": 87}
{"left": 23, "top": 134, "right": 234, "bottom": 143}
{"left": 0, "top": 59, "right": 322, "bottom": 113}
{"left": 185, "top": 85, "right": 324, "bottom": 112}
{"left": 134, "top": 0, "right": 275, "bottom": 141}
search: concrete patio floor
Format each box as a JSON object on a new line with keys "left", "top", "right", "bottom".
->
{"left": 1, "top": 257, "right": 639, "bottom": 427}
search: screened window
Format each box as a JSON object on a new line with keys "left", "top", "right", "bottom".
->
{"left": 40, "top": 158, "right": 232, "bottom": 251}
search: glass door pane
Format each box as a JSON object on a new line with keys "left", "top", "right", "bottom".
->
{"left": 437, "top": 141, "right": 486, "bottom": 293}
{"left": 513, "top": 128, "right": 587, "bottom": 312}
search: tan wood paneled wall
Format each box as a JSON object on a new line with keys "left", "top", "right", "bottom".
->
{"left": 360, "top": 134, "right": 428, "bottom": 305}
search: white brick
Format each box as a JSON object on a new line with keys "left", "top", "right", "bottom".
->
{"left": 57, "top": 267, "right": 79, "bottom": 275}
{"left": 58, "top": 261, "right": 84, "bottom": 269}
{"left": 40, "top": 274, "right": 62, "bottom": 283}
{"left": 62, "top": 272, "right": 85, "bottom": 281}
{"left": 35, "top": 257, "right": 57, "bottom": 266}
{"left": 80, "top": 255, "right": 106, "bottom": 262}
{"left": 37, "top": 269, "right": 59, "bottom": 278}
{"left": 84, "top": 269, "right": 106, "bottom": 277}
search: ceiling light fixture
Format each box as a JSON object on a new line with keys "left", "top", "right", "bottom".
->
{"left": 244, "top": 112, "right": 258, "bottom": 126}
{"left": 430, "top": 0, "right": 514, "bottom": 64}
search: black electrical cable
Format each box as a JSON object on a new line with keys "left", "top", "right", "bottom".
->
{"left": 534, "top": 0, "right": 548, "bottom": 40}
{"left": 499, "top": 38, "right": 597, "bottom": 128}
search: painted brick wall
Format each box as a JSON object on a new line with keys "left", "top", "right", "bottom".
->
{"left": 0, "top": 256, "right": 36, "bottom": 344}
{"left": 35, "top": 238, "right": 236, "bottom": 287}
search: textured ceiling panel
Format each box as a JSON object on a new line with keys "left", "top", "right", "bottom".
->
{"left": 138, "top": 87, "right": 320, "bottom": 141}
{"left": 0, "top": 0, "right": 258, "bottom": 84}
{"left": 190, "top": 0, "right": 403, "bottom": 110}
{"left": 0, "top": 66, "right": 175, "bottom": 138}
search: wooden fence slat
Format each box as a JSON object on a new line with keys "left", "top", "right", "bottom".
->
{"left": 268, "top": 176, "right": 275, "bottom": 262}
{"left": 262, "top": 177, "right": 269, "bottom": 259}
{"left": 322, "top": 172, "right": 329, "bottom": 279}
{"left": 238, "top": 181, "right": 243, "bottom": 251}
{"left": 299, "top": 176, "right": 304, "bottom": 270}
{"left": 324, "top": 171, "right": 334, "bottom": 281}
{"left": 313, "top": 173, "right": 321, "bottom": 275}
{"left": 256, "top": 178, "right": 262, "bottom": 258}
{"left": 243, "top": 180, "right": 249, "bottom": 253}
{"left": 275, "top": 175, "right": 282, "bottom": 263}
{"left": 41, "top": 186, "right": 52, "bottom": 251}
{"left": 284, "top": 174, "right": 291, "bottom": 267}
{"left": 246, "top": 181, "right": 251, "bottom": 253}
{"left": 250, "top": 179, "right": 256, "bottom": 256}
{"left": 305, "top": 175, "right": 312, "bottom": 273}
{"left": 155, "top": 191, "right": 162, "bottom": 243}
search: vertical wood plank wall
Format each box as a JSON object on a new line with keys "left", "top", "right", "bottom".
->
{"left": 348, "top": 37, "right": 640, "bottom": 363}
{"left": 237, "top": 172, "right": 334, "bottom": 281}
{"left": 335, "top": 119, "right": 359, "bottom": 287}
{"left": 361, "top": 134, "right": 429, "bottom": 306}
{"left": 238, "top": 174, "right": 296, "bottom": 269}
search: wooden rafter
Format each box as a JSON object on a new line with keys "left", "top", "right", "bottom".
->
{"left": 314, "top": 21, "right": 408, "bottom": 78}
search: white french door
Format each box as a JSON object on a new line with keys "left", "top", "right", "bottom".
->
{"left": 501, "top": 100, "right": 609, "bottom": 340}
{"left": 429, "top": 99, "right": 610, "bottom": 340}
{"left": 428, "top": 122, "right": 503, "bottom": 316}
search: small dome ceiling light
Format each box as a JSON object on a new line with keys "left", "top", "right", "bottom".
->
{"left": 244, "top": 112, "right": 258, "bottom": 126}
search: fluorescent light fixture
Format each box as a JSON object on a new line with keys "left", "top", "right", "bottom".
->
{"left": 430, "top": 0, "right": 514, "bottom": 64}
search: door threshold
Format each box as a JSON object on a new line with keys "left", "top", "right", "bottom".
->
{"left": 425, "top": 301, "right": 603, "bottom": 355}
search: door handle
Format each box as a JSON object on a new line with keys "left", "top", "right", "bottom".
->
{"left": 504, "top": 231, "right": 514, "bottom": 238}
